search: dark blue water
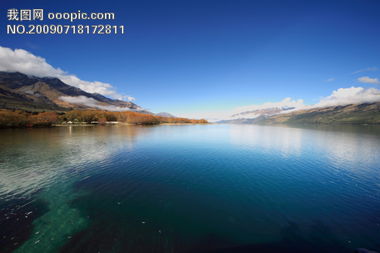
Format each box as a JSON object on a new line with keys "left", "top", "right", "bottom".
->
{"left": 0, "top": 124, "right": 379, "bottom": 253}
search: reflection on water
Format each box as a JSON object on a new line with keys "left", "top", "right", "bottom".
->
{"left": 0, "top": 124, "right": 379, "bottom": 253}
{"left": 229, "top": 125, "right": 304, "bottom": 156}
{"left": 0, "top": 126, "right": 150, "bottom": 253}
{"left": 229, "top": 124, "right": 380, "bottom": 168}
{"left": 0, "top": 126, "right": 149, "bottom": 197}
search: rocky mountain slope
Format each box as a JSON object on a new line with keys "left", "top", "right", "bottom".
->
{"left": 0, "top": 72, "right": 141, "bottom": 112}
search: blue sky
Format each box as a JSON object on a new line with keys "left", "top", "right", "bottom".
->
{"left": 1, "top": 0, "right": 380, "bottom": 117}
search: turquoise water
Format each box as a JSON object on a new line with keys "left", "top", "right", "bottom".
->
{"left": 0, "top": 124, "right": 379, "bottom": 253}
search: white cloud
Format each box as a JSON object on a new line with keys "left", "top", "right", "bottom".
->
{"left": 352, "top": 67, "right": 378, "bottom": 74}
{"left": 232, "top": 87, "right": 380, "bottom": 114}
{"left": 326, "top": 78, "right": 335, "bottom": 82}
{"left": 315, "top": 87, "right": 380, "bottom": 107}
{"left": 60, "top": 96, "right": 131, "bottom": 111}
{"left": 0, "top": 46, "right": 135, "bottom": 101}
{"left": 233, "top": 98, "right": 306, "bottom": 114}
{"left": 357, "top": 76, "right": 380, "bottom": 85}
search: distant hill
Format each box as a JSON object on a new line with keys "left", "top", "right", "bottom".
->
{"left": 230, "top": 106, "right": 295, "bottom": 119}
{"left": 0, "top": 72, "right": 143, "bottom": 112}
{"left": 216, "top": 106, "right": 297, "bottom": 124}
{"left": 156, "top": 112, "right": 176, "bottom": 118}
{"left": 252, "top": 103, "right": 380, "bottom": 125}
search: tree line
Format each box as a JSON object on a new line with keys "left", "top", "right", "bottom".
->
{"left": 0, "top": 109, "right": 208, "bottom": 128}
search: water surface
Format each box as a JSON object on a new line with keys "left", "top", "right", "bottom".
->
{"left": 0, "top": 124, "right": 379, "bottom": 253}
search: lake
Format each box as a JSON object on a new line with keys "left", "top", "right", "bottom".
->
{"left": 0, "top": 124, "right": 379, "bottom": 253}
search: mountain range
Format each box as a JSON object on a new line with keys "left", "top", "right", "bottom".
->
{"left": 1, "top": 71, "right": 379, "bottom": 125}
{"left": 218, "top": 106, "right": 296, "bottom": 124}
{"left": 0, "top": 72, "right": 142, "bottom": 112}
{"left": 218, "top": 103, "right": 380, "bottom": 125}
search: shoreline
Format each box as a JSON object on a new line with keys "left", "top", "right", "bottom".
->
{"left": 50, "top": 122, "right": 209, "bottom": 127}
{"left": 0, "top": 122, "right": 210, "bottom": 129}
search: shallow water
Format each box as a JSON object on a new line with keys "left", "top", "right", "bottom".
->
{"left": 0, "top": 124, "right": 379, "bottom": 253}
